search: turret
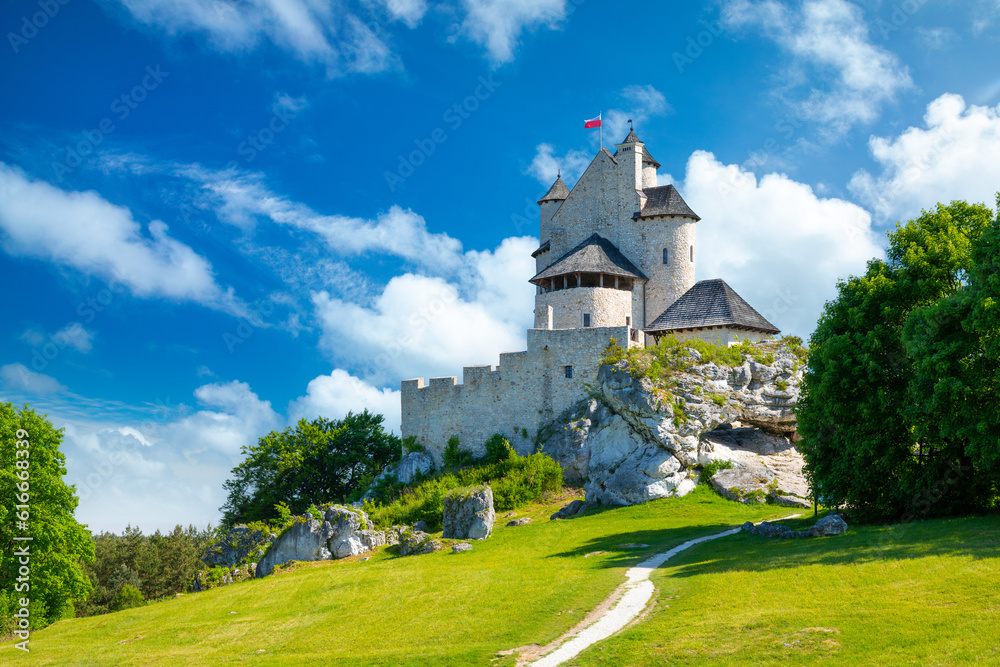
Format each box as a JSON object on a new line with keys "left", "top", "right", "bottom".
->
{"left": 537, "top": 172, "right": 569, "bottom": 244}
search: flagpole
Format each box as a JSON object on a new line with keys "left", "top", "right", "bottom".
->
{"left": 600, "top": 111, "right": 603, "bottom": 150}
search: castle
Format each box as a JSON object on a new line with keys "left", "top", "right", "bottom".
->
{"left": 401, "top": 129, "right": 779, "bottom": 463}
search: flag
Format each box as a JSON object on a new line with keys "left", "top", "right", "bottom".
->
{"left": 584, "top": 114, "right": 601, "bottom": 129}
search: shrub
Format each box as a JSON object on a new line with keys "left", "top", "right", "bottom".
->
{"left": 443, "top": 435, "right": 475, "bottom": 467}
{"left": 482, "top": 433, "right": 515, "bottom": 465}
{"left": 699, "top": 459, "right": 733, "bottom": 485}
{"left": 111, "top": 584, "right": 145, "bottom": 612}
{"left": 402, "top": 436, "right": 426, "bottom": 454}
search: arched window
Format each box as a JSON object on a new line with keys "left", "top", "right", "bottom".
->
{"left": 690, "top": 245, "right": 694, "bottom": 262}
{"left": 662, "top": 248, "right": 669, "bottom": 264}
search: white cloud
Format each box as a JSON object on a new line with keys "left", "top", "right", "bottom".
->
{"left": 311, "top": 235, "right": 536, "bottom": 385}
{"left": 526, "top": 143, "right": 591, "bottom": 187}
{"left": 0, "top": 363, "right": 67, "bottom": 394}
{"left": 20, "top": 323, "right": 94, "bottom": 354}
{"left": 183, "top": 166, "right": 465, "bottom": 274}
{"left": 849, "top": 94, "right": 1000, "bottom": 223}
{"left": 113, "top": 0, "right": 397, "bottom": 75}
{"left": 457, "top": 0, "right": 567, "bottom": 64}
{"left": 722, "top": 0, "right": 912, "bottom": 133}
{"left": 376, "top": 0, "right": 428, "bottom": 28}
{"left": 288, "top": 369, "right": 402, "bottom": 434}
{"left": 680, "top": 150, "right": 884, "bottom": 337}
{"left": 0, "top": 163, "right": 244, "bottom": 315}
{"left": 603, "top": 84, "right": 672, "bottom": 145}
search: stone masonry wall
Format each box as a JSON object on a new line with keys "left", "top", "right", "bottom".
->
{"left": 533, "top": 286, "right": 633, "bottom": 330}
{"left": 670, "top": 327, "right": 773, "bottom": 345}
{"left": 400, "top": 326, "right": 632, "bottom": 465}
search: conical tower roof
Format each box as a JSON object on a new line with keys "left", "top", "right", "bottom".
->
{"left": 537, "top": 174, "right": 570, "bottom": 205}
{"left": 620, "top": 129, "right": 642, "bottom": 144}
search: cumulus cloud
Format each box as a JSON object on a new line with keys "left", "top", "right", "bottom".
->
{"left": 0, "top": 363, "right": 67, "bottom": 394}
{"left": 311, "top": 235, "right": 536, "bottom": 385}
{"left": 456, "top": 0, "right": 567, "bottom": 63}
{"left": 526, "top": 143, "right": 592, "bottom": 187}
{"left": 288, "top": 369, "right": 402, "bottom": 433}
{"left": 679, "top": 150, "right": 883, "bottom": 337}
{"left": 112, "top": 0, "right": 397, "bottom": 75}
{"left": 0, "top": 163, "right": 244, "bottom": 315}
{"left": 722, "top": 0, "right": 912, "bottom": 133}
{"left": 849, "top": 93, "right": 1000, "bottom": 223}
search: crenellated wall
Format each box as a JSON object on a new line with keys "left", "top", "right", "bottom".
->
{"left": 401, "top": 326, "right": 633, "bottom": 465}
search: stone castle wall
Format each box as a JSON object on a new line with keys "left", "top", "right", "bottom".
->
{"left": 670, "top": 327, "right": 773, "bottom": 345}
{"left": 400, "top": 326, "right": 633, "bottom": 465}
{"left": 533, "top": 286, "right": 633, "bottom": 330}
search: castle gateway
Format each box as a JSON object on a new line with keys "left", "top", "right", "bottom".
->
{"left": 401, "top": 130, "right": 779, "bottom": 464}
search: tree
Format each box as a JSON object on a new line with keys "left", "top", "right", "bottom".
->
{"left": 0, "top": 403, "right": 94, "bottom": 629}
{"left": 220, "top": 410, "right": 400, "bottom": 527}
{"left": 798, "top": 200, "right": 997, "bottom": 521}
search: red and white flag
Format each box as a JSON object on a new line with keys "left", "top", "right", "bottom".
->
{"left": 584, "top": 114, "right": 601, "bottom": 129}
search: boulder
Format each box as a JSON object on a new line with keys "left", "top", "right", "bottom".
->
{"left": 443, "top": 486, "right": 495, "bottom": 540}
{"left": 710, "top": 466, "right": 775, "bottom": 504}
{"left": 809, "top": 514, "right": 848, "bottom": 537}
{"left": 506, "top": 518, "right": 532, "bottom": 527}
{"left": 255, "top": 519, "right": 331, "bottom": 578}
{"left": 452, "top": 543, "right": 473, "bottom": 553}
{"left": 201, "top": 526, "right": 274, "bottom": 568}
{"left": 550, "top": 499, "right": 588, "bottom": 520}
{"left": 398, "top": 530, "right": 442, "bottom": 556}
{"left": 396, "top": 451, "right": 435, "bottom": 483}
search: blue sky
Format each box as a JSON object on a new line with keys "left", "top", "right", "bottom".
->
{"left": 2, "top": 0, "right": 1000, "bottom": 532}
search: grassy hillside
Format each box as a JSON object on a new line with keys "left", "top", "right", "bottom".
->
{"left": 0, "top": 487, "right": 784, "bottom": 666}
{"left": 3, "top": 489, "right": 996, "bottom": 665}
{"left": 573, "top": 513, "right": 1000, "bottom": 666}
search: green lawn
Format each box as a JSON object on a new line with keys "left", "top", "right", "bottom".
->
{"left": 0, "top": 487, "right": 786, "bottom": 666}
{"left": 573, "top": 513, "right": 1000, "bottom": 666}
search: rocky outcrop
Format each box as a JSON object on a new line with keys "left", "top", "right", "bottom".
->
{"left": 397, "top": 530, "right": 442, "bottom": 556}
{"left": 365, "top": 451, "right": 436, "bottom": 498}
{"left": 550, "top": 499, "right": 592, "bottom": 520}
{"left": 256, "top": 506, "right": 402, "bottom": 578}
{"left": 507, "top": 518, "right": 532, "bottom": 527}
{"left": 443, "top": 486, "right": 495, "bottom": 540}
{"left": 741, "top": 514, "right": 847, "bottom": 539}
{"left": 201, "top": 526, "right": 275, "bottom": 568}
{"left": 540, "top": 342, "right": 808, "bottom": 508}
{"left": 191, "top": 564, "right": 256, "bottom": 592}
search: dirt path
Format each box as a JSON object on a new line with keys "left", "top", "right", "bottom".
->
{"left": 527, "top": 515, "right": 802, "bottom": 667}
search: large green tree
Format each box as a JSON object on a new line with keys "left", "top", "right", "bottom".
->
{"left": 798, "top": 200, "right": 997, "bottom": 521}
{"left": 1, "top": 403, "right": 94, "bottom": 630}
{"left": 220, "top": 410, "right": 400, "bottom": 527}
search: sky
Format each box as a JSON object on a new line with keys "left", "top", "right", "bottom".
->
{"left": 2, "top": 0, "right": 1000, "bottom": 533}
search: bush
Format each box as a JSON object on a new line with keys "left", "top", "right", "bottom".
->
{"left": 482, "top": 434, "right": 515, "bottom": 465}
{"left": 364, "top": 452, "right": 563, "bottom": 532}
{"left": 111, "top": 584, "right": 145, "bottom": 612}
{"left": 699, "top": 459, "right": 733, "bottom": 485}
{"left": 402, "top": 436, "right": 425, "bottom": 454}
{"left": 443, "top": 435, "right": 475, "bottom": 467}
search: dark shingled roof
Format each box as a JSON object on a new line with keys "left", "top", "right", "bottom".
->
{"left": 530, "top": 233, "right": 648, "bottom": 284}
{"left": 537, "top": 175, "right": 570, "bottom": 205}
{"left": 634, "top": 184, "right": 700, "bottom": 221}
{"left": 641, "top": 146, "right": 660, "bottom": 169}
{"left": 620, "top": 129, "right": 641, "bottom": 144}
{"left": 645, "top": 279, "right": 780, "bottom": 334}
{"left": 531, "top": 240, "right": 550, "bottom": 258}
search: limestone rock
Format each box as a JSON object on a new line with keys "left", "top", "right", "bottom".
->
{"left": 255, "top": 519, "right": 331, "bottom": 578}
{"left": 710, "top": 466, "right": 775, "bottom": 504}
{"left": 809, "top": 514, "right": 848, "bottom": 537}
{"left": 398, "top": 530, "right": 442, "bottom": 556}
{"left": 452, "top": 543, "right": 473, "bottom": 553}
{"left": 443, "top": 486, "right": 495, "bottom": 540}
{"left": 741, "top": 521, "right": 810, "bottom": 539}
{"left": 506, "top": 517, "right": 532, "bottom": 527}
{"left": 201, "top": 526, "right": 274, "bottom": 569}
{"left": 550, "top": 499, "right": 589, "bottom": 520}
{"left": 396, "top": 451, "right": 435, "bottom": 483}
